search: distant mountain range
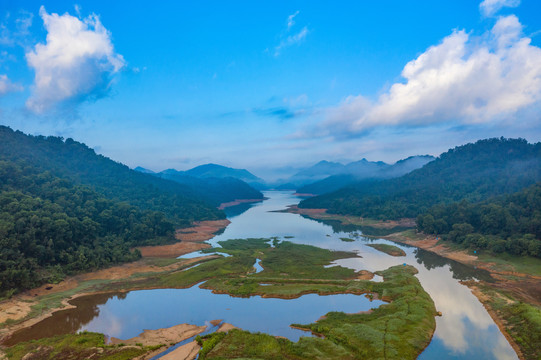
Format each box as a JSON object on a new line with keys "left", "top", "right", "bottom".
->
{"left": 140, "top": 157, "right": 435, "bottom": 194}
{"left": 290, "top": 155, "right": 435, "bottom": 193}
{"left": 300, "top": 138, "right": 541, "bottom": 219}
{"left": 135, "top": 164, "right": 264, "bottom": 205}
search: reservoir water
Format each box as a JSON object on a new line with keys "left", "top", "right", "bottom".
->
{"left": 8, "top": 191, "right": 518, "bottom": 359}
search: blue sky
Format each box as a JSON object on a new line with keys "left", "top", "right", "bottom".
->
{"left": 1, "top": 0, "right": 541, "bottom": 180}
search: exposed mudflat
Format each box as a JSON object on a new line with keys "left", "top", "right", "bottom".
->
{"left": 110, "top": 323, "right": 207, "bottom": 346}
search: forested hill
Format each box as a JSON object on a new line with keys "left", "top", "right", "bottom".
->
{"left": 417, "top": 182, "right": 541, "bottom": 258}
{"left": 157, "top": 169, "right": 264, "bottom": 206}
{"left": 0, "top": 126, "right": 224, "bottom": 227}
{"left": 184, "top": 163, "right": 263, "bottom": 183}
{"left": 0, "top": 161, "right": 176, "bottom": 297}
{"left": 299, "top": 138, "right": 541, "bottom": 219}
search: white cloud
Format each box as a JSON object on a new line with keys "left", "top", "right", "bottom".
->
{"left": 25, "top": 6, "right": 125, "bottom": 113}
{"left": 275, "top": 26, "right": 309, "bottom": 56}
{"left": 324, "top": 15, "right": 541, "bottom": 134}
{"left": 0, "top": 74, "right": 22, "bottom": 95}
{"left": 480, "top": 0, "right": 520, "bottom": 17}
{"left": 287, "top": 11, "right": 299, "bottom": 30}
{"left": 273, "top": 11, "right": 309, "bottom": 56}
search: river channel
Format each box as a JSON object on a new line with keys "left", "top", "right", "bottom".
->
{"left": 8, "top": 191, "right": 518, "bottom": 359}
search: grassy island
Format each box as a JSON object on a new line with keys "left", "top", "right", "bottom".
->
{"left": 367, "top": 243, "right": 406, "bottom": 257}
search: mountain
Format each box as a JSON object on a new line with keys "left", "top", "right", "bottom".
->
{"left": 0, "top": 126, "right": 230, "bottom": 296}
{"left": 134, "top": 166, "right": 155, "bottom": 174}
{"left": 297, "top": 155, "right": 435, "bottom": 195}
{"left": 0, "top": 126, "right": 224, "bottom": 227}
{"left": 297, "top": 174, "right": 359, "bottom": 195}
{"left": 156, "top": 169, "right": 264, "bottom": 205}
{"left": 184, "top": 163, "right": 263, "bottom": 183}
{"left": 417, "top": 182, "right": 541, "bottom": 258}
{"left": 299, "top": 138, "right": 541, "bottom": 219}
{"left": 292, "top": 160, "right": 347, "bottom": 181}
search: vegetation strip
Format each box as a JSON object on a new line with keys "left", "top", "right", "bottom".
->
{"left": 366, "top": 243, "right": 406, "bottom": 257}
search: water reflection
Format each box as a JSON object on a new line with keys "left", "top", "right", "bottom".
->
{"left": 6, "top": 191, "right": 518, "bottom": 359}
{"left": 4, "top": 293, "right": 122, "bottom": 346}
{"left": 414, "top": 248, "right": 493, "bottom": 282}
{"left": 7, "top": 284, "right": 382, "bottom": 344}
{"left": 223, "top": 202, "right": 257, "bottom": 218}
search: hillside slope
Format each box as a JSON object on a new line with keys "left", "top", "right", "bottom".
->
{"left": 157, "top": 169, "right": 264, "bottom": 206}
{"left": 0, "top": 126, "right": 224, "bottom": 227}
{"left": 417, "top": 182, "right": 541, "bottom": 258}
{"left": 300, "top": 138, "right": 541, "bottom": 219}
{"left": 0, "top": 160, "right": 178, "bottom": 296}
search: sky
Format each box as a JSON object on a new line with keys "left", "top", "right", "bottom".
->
{"left": 1, "top": 0, "right": 541, "bottom": 180}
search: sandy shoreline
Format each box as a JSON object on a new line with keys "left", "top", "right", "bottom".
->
{"left": 110, "top": 323, "right": 207, "bottom": 346}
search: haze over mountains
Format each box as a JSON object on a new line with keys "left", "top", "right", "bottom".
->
{"left": 300, "top": 138, "right": 541, "bottom": 220}
{"left": 139, "top": 155, "right": 435, "bottom": 195}
{"left": 281, "top": 155, "right": 435, "bottom": 192}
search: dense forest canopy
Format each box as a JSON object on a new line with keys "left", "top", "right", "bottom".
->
{"left": 0, "top": 160, "right": 178, "bottom": 297}
{"left": 0, "top": 126, "right": 224, "bottom": 227}
{"left": 417, "top": 182, "right": 541, "bottom": 258}
{"left": 0, "top": 126, "right": 250, "bottom": 297}
{"left": 300, "top": 138, "right": 541, "bottom": 220}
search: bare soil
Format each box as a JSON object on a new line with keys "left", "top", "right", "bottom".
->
{"left": 356, "top": 270, "right": 375, "bottom": 280}
{"left": 110, "top": 323, "right": 207, "bottom": 346}
{"left": 160, "top": 341, "right": 201, "bottom": 360}
{"left": 217, "top": 322, "right": 237, "bottom": 333}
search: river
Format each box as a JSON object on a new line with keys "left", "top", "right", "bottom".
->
{"left": 8, "top": 191, "right": 518, "bottom": 359}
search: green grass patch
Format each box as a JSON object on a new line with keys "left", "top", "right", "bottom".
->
{"left": 340, "top": 237, "right": 355, "bottom": 242}
{"left": 144, "top": 257, "right": 182, "bottom": 267}
{"left": 366, "top": 243, "right": 406, "bottom": 257}
{"left": 3, "top": 331, "right": 157, "bottom": 360}
{"left": 200, "top": 265, "right": 436, "bottom": 360}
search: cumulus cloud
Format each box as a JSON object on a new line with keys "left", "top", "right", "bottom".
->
{"left": 324, "top": 15, "right": 541, "bottom": 135}
{"left": 0, "top": 74, "right": 22, "bottom": 95}
{"left": 480, "top": 0, "right": 520, "bottom": 17}
{"left": 25, "top": 6, "right": 125, "bottom": 113}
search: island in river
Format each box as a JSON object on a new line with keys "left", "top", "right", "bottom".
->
{"left": 285, "top": 204, "right": 541, "bottom": 360}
